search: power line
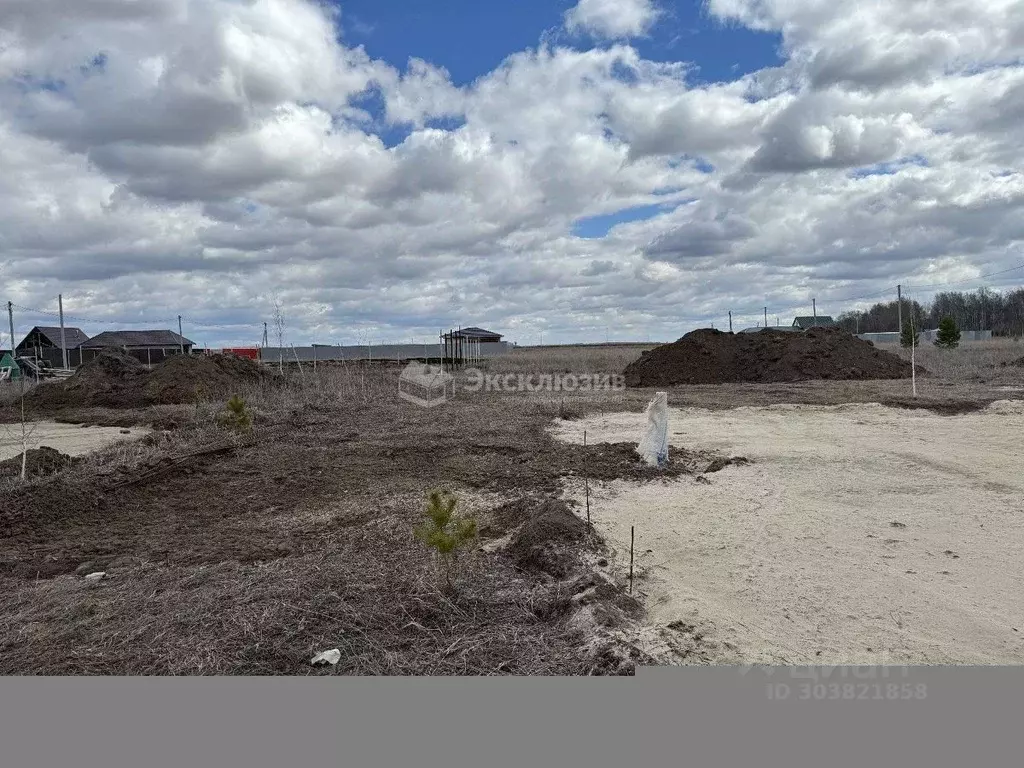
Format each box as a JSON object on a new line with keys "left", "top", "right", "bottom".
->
{"left": 827, "top": 285, "right": 899, "bottom": 303}
{"left": 179, "top": 316, "right": 264, "bottom": 330}
{"left": 905, "top": 261, "right": 1024, "bottom": 291}
{"left": 10, "top": 303, "right": 177, "bottom": 327}
{"left": 9, "top": 303, "right": 265, "bottom": 331}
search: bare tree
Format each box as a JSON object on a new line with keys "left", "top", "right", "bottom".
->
{"left": 273, "top": 301, "right": 285, "bottom": 375}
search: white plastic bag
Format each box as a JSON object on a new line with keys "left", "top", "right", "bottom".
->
{"left": 311, "top": 649, "right": 341, "bottom": 666}
{"left": 637, "top": 391, "right": 669, "bottom": 467}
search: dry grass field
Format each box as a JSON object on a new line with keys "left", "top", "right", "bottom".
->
{"left": 0, "top": 337, "right": 1022, "bottom": 674}
{"left": 885, "top": 338, "right": 1024, "bottom": 380}
{"left": 483, "top": 343, "right": 655, "bottom": 375}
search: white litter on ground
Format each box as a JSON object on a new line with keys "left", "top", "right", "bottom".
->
{"left": 636, "top": 391, "right": 669, "bottom": 467}
{"left": 311, "top": 649, "right": 341, "bottom": 666}
{"left": 83, "top": 572, "right": 106, "bottom": 582}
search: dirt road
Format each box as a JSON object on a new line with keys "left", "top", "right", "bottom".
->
{"left": 553, "top": 401, "right": 1024, "bottom": 665}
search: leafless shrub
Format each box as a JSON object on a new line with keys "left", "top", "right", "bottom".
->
{"left": 0, "top": 378, "right": 37, "bottom": 407}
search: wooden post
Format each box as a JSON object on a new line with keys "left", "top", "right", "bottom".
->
{"left": 58, "top": 294, "right": 68, "bottom": 369}
{"left": 728, "top": 311, "right": 732, "bottom": 333}
{"left": 7, "top": 301, "right": 15, "bottom": 359}
{"left": 911, "top": 295, "right": 917, "bottom": 399}
{"left": 177, "top": 315, "right": 184, "bottom": 355}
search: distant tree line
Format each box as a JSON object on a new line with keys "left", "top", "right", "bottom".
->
{"left": 836, "top": 287, "right": 1024, "bottom": 336}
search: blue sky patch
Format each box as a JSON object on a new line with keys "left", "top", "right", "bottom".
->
{"left": 425, "top": 115, "right": 468, "bottom": 132}
{"left": 850, "top": 155, "right": 929, "bottom": 178}
{"left": 331, "top": 0, "right": 782, "bottom": 86}
{"left": 572, "top": 201, "right": 678, "bottom": 238}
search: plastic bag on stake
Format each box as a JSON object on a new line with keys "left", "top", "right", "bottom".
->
{"left": 637, "top": 391, "right": 669, "bottom": 467}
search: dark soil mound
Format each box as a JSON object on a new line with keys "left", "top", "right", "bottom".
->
{"left": 142, "top": 354, "right": 265, "bottom": 405}
{"left": 27, "top": 349, "right": 147, "bottom": 408}
{"left": 0, "top": 446, "right": 76, "bottom": 479}
{"left": 506, "top": 498, "right": 588, "bottom": 577}
{"left": 624, "top": 327, "right": 918, "bottom": 386}
{"left": 27, "top": 350, "right": 267, "bottom": 410}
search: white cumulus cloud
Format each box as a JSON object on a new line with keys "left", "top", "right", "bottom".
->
{"left": 564, "top": 0, "right": 662, "bottom": 40}
{"left": 1, "top": 0, "right": 1023, "bottom": 345}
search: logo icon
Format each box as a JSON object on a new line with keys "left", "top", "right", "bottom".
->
{"left": 398, "top": 362, "right": 455, "bottom": 407}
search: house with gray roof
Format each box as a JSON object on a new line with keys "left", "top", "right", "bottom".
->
{"left": 79, "top": 330, "right": 195, "bottom": 365}
{"left": 792, "top": 315, "right": 836, "bottom": 330}
{"left": 15, "top": 326, "right": 91, "bottom": 368}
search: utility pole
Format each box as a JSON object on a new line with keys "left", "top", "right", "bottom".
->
{"left": 262, "top": 322, "right": 269, "bottom": 348}
{"left": 764, "top": 307, "right": 768, "bottom": 328}
{"left": 897, "top": 284, "right": 902, "bottom": 333}
{"left": 728, "top": 311, "right": 733, "bottom": 333}
{"left": 7, "top": 301, "right": 14, "bottom": 357}
{"left": 812, "top": 298, "right": 817, "bottom": 322}
{"left": 58, "top": 294, "right": 68, "bottom": 369}
{"left": 177, "top": 315, "right": 184, "bottom": 355}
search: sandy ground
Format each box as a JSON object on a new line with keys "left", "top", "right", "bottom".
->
{"left": 553, "top": 401, "right": 1024, "bottom": 665}
{"left": 0, "top": 420, "right": 149, "bottom": 461}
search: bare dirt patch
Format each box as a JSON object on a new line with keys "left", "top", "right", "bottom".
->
{"left": 553, "top": 401, "right": 1024, "bottom": 665}
{"left": 0, "top": 420, "right": 149, "bottom": 461}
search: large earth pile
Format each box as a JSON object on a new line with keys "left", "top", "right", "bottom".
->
{"left": 142, "top": 353, "right": 266, "bottom": 404}
{"left": 624, "top": 327, "right": 917, "bottom": 387}
{"left": 27, "top": 349, "right": 267, "bottom": 409}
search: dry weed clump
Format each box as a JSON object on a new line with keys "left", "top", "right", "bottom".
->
{"left": 237, "top": 364, "right": 398, "bottom": 413}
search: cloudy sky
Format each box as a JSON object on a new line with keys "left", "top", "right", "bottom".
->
{"left": 2, "top": 0, "right": 1024, "bottom": 347}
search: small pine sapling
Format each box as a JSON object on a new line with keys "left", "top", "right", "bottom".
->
{"left": 414, "top": 490, "right": 477, "bottom": 589}
{"left": 217, "top": 394, "right": 252, "bottom": 432}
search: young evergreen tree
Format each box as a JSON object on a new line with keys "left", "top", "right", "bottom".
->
{"left": 414, "top": 490, "right": 476, "bottom": 589}
{"left": 934, "top": 316, "right": 961, "bottom": 349}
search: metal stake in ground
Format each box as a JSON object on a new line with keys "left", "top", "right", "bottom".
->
{"left": 910, "top": 287, "right": 917, "bottom": 399}
{"left": 584, "top": 429, "right": 591, "bottom": 527}
{"left": 629, "top": 526, "right": 635, "bottom": 595}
